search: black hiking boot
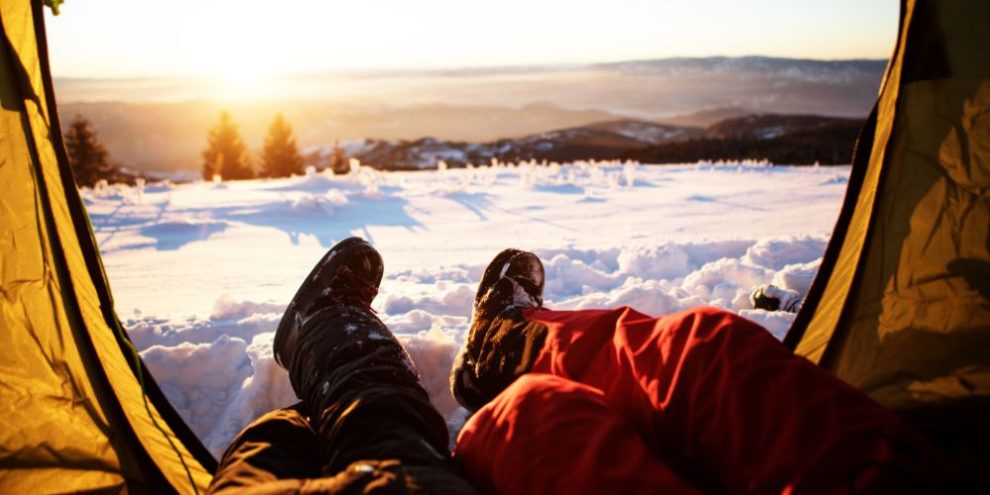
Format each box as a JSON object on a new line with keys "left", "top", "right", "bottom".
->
{"left": 451, "top": 249, "right": 548, "bottom": 410}
{"left": 749, "top": 284, "right": 802, "bottom": 313}
{"left": 271, "top": 239, "right": 482, "bottom": 494}
{"left": 273, "top": 237, "right": 384, "bottom": 372}
{"left": 473, "top": 248, "right": 545, "bottom": 313}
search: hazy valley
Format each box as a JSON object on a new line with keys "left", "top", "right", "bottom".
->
{"left": 56, "top": 56, "right": 885, "bottom": 175}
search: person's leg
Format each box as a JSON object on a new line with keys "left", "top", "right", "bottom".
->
{"left": 274, "top": 237, "right": 479, "bottom": 494}
{"left": 585, "top": 306, "right": 943, "bottom": 494}
{"left": 208, "top": 403, "right": 319, "bottom": 493}
{"left": 455, "top": 248, "right": 946, "bottom": 493}
{"left": 455, "top": 373, "right": 700, "bottom": 495}
{"left": 210, "top": 402, "right": 419, "bottom": 495}
{"left": 451, "top": 249, "right": 549, "bottom": 411}
{"left": 524, "top": 305, "right": 952, "bottom": 493}
{"left": 293, "top": 305, "right": 474, "bottom": 486}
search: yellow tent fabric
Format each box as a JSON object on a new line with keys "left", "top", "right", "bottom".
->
{"left": 787, "top": 0, "right": 989, "bottom": 456}
{"left": 0, "top": 0, "right": 214, "bottom": 492}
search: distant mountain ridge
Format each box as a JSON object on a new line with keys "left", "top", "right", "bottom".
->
{"left": 339, "top": 113, "right": 864, "bottom": 170}
{"left": 596, "top": 56, "right": 886, "bottom": 77}
{"left": 55, "top": 55, "right": 884, "bottom": 173}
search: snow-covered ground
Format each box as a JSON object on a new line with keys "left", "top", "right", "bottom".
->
{"left": 83, "top": 160, "right": 850, "bottom": 456}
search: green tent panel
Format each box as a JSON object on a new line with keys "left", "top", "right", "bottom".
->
{"left": 786, "top": 0, "right": 990, "bottom": 461}
{"left": 0, "top": 0, "right": 215, "bottom": 492}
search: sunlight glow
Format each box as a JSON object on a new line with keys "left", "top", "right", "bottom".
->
{"left": 213, "top": 58, "right": 274, "bottom": 100}
{"left": 44, "top": 0, "right": 897, "bottom": 85}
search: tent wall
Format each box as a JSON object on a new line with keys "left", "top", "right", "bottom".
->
{"left": 0, "top": 1, "right": 214, "bottom": 492}
{"left": 787, "top": 0, "right": 990, "bottom": 415}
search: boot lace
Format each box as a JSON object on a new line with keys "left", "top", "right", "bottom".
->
{"left": 326, "top": 265, "right": 379, "bottom": 313}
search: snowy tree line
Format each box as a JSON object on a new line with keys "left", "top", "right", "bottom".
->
{"left": 65, "top": 112, "right": 350, "bottom": 187}
{"left": 201, "top": 111, "right": 350, "bottom": 181}
{"left": 64, "top": 116, "right": 130, "bottom": 187}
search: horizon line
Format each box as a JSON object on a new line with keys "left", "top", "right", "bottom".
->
{"left": 51, "top": 54, "right": 891, "bottom": 81}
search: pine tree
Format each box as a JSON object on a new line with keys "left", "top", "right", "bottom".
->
{"left": 203, "top": 111, "right": 253, "bottom": 180}
{"left": 328, "top": 140, "right": 350, "bottom": 175}
{"left": 64, "top": 116, "right": 119, "bottom": 187}
{"left": 260, "top": 113, "right": 304, "bottom": 178}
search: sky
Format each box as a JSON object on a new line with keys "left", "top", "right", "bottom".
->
{"left": 45, "top": 0, "right": 897, "bottom": 81}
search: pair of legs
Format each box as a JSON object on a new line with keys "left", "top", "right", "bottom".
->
{"left": 211, "top": 239, "right": 949, "bottom": 493}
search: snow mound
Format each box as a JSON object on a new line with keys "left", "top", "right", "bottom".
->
{"left": 771, "top": 259, "right": 822, "bottom": 296}
{"left": 738, "top": 310, "right": 795, "bottom": 341}
{"left": 383, "top": 284, "right": 475, "bottom": 317}
{"left": 743, "top": 236, "right": 827, "bottom": 270}
{"left": 820, "top": 174, "right": 849, "bottom": 185}
{"left": 289, "top": 189, "right": 349, "bottom": 213}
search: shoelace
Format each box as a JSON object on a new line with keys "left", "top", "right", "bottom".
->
{"left": 330, "top": 265, "right": 380, "bottom": 313}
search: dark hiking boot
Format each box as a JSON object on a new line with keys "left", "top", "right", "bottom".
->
{"left": 452, "top": 249, "right": 548, "bottom": 411}
{"left": 271, "top": 244, "right": 480, "bottom": 494}
{"left": 274, "top": 237, "right": 384, "bottom": 371}
{"left": 473, "top": 248, "right": 545, "bottom": 314}
{"left": 750, "top": 284, "right": 802, "bottom": 313}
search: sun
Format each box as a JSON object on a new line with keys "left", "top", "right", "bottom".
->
{"left": 210, "top": 62, "right": 274, "bottom": 101}
{"left": 201, "top": 44, "right": 279, "bottom": 100}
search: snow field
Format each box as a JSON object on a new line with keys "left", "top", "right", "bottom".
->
{"left": 85, "top": 160, "right": 849, "bottom": 456}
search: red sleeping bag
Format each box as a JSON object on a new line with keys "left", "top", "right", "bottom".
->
{"left": 455, "top": 306, "right": 935, "bottom": 494}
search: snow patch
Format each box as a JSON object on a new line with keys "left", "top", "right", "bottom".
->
{"left": 383, "top": 284, "right": 475, "bottom": 317}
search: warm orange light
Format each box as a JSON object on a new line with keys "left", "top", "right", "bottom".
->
{"left": 45, "top": 0, "right": 898, "bottom": 82}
